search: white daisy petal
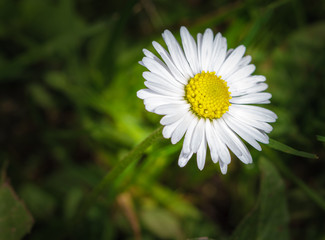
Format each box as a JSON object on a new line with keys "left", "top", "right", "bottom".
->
{"left": 230, "top": 83, "right": 268, "bottom": 97}
{"left": 230, "top": 92, "right": 272, "bottom": 104}
{"left": 180, "top": 26, "right": 199, "bottom": 74}
{"left": 228, "top": 107, "right": 273, "bottom": 133}
{"left": 226, "top": 49, "right": 234, "bottom": 58}
{"left": 178, "top": 148, "right": 193, "bottom": 167}
{"left": 197, "top": 135, "right": 207, "bottom": 170}
{"left": 218, "top": 45, "right": 246, "bottom": 77}
{"left": 137, "top": 89, "right": 157, "bottom": 99}
{"left": 212, "top": 37, "right": 227, "bottom": 73}
{"left": 144, "top": 104, "right": 156, "bottom": 112}
{"left": 182, "top": 117, "right": 199, "bottom": 154}
{"left": 137, "top": 26, "right": 277, "bottom": 173}
{"left": 154, "top": 102, "right": 190, "bottom": 115}
{"left": 196, "top": 33, "right": 203, "bottom": 70}
{"left": 162, "top": 30, "right": 193, "bottom": 78}
{"left": 190, "top": 118, "right": 205, "bottom": 153}
{"left": 171, "top": 112, "right": 195, "bottom": 144}
{"left": 144, "top": 80, "right": 184, "bottom": 96}
{"left": 160, "top": 109, "right": 189, "bottom": 125}
{"left": 142, "top": 71, "right": 183, "bottom": 90}
{"left": 230, "top": 75, "right": 266, "bottom": 87}
{"left": 144, "top": 97, "right": 181, "bottom": 108}
{"left": 206, "top": 119, "right": 232, "bottom": 165}
{"left": 162, "top": 116, "right": 184, "bottom": 139}
{"left": 214, "top": 119, "right": 253, "bottom": 164}
{"left": 210, "top": 122, "right": 231, "bottom": 164}
{"left": 152, "top": 41, "right": 188, "bottom": 84}
{"left": 201, "top": 28, "right": 214, "bottom": 71}
{"left": 142, "top": 57, "right": 182, "bottom": 88}
{"left": 143, "top": 48, "right": 158, "bottom": 59}
{"left": 207, "top": 33, "right": 222, "bottom": 72}
{"left": 205, "top": 120, "right": 220, "bottom": 163}
{"left": 143, "top": 96, "right": 183, "bottom": 112}
{"left": 238, "top": 55, "right": 252, "bottom": 67}
{"left": 226, "top": 64, "right": 256, "bottom": 83}
{"left": 223, "top": 113, "right": 262, "bottom": 151}
{"left": 219, "top": 161, "right": 228, "bottom": 174}
{"left": 230, "top": 105, "right": 277, "bottom": 122}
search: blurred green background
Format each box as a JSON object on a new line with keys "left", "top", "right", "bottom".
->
{"left": 0, "top": 0, "right": 325, "bottom": 239}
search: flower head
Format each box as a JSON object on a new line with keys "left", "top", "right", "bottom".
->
{"left": 137, "top": 26, "right": 277, "bottom": 174}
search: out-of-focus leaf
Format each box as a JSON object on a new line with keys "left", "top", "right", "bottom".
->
{"left": 19, "top": 184, "right": 56, "bottom": 220}
{"left": 257, "top": 158, "right": 289, "bottom": 239}
{"left": 92, "top": 0, "right": 138, "bottom": 87}
{"left": 28, "top": 84, "right": 56, "bottom": 109}
{"left": 229, "top": 207, "right": 259, "bottom": 240}
{"left": 140, "top": 207, "right": 183, "bottom": 239}
{"left": 0, "top": 22, "right": 106, "bottom": 81}
{"left": 64, "top": 188, "right": 83, "bottom": 220}
{"left": 140, "top": 182, "right": 200, "bottom": 220}
{"left": 230, "top": 157, "right": 289, "bottom": 240}
{"left": 316, "top": 135, "right": 325, "bottom": 143}
{"left": 271, "top": 157, "right": 325, "bottom": 212}
{"left": 0, "top": 183, "right": 34, "bottom": 240}
{"left": 268, "top": 138, "right": 318, "bottom": 159}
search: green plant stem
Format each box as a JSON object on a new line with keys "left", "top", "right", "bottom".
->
{"left": 75, "top": 125, "right": 164, "bottom": 221}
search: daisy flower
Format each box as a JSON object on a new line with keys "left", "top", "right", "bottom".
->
{"left": 137, "top": 26, "right": 277, "bottom": 174}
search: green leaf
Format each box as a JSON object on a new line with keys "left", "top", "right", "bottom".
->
{"left": 271, "top": 157, "right": 325, "bottom": 212}
{"left": 257, "top": 158, "right": 289, "bottom": 240}
{"left": 230, "top": 207, "right": 259, "bottom": 240}
{"left": 316, "top": 135, "right": 325, "bottom": 143}
{"left": 0, "top": 183, "right": 34, "bottom": 240}
{"left": 140, "top": 207, "right": 183, "bottom": 239}
{"left": 268, "top": 138, "right": 318, "bottom": 159}
{"left": 230, "top": 158, "right": 289, "bottom": 240}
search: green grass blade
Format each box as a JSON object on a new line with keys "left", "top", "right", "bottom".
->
{"left": 268, "top": 138, "right": 318, "bottom": 159}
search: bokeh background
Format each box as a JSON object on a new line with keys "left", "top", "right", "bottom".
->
{"left": 1, "top": 0, "right": 325, "bottom": 239}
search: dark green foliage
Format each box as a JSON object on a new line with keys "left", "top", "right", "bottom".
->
{"left": 0, "top": 0, "right": 325, "bottom": 239}
{"left": 231, "top": 158, "right": 289, "bottom": 240}
{"left": 0, "top": 181, "right": 33, "bottom": 240}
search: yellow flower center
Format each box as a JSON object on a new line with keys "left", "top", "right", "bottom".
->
{"left": 185, "top": 71, "right": 231, "bottom": 119}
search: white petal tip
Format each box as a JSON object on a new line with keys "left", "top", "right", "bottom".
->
{"left": 197, "top": 160, "right": 205, "bottom": 170}
{"left": 178, "top": 151, "right": 192, "bottom": 167}
{"left": 171, "top": 138, "right": 178, "bottom": 145}
{"left": 162, "top": 127, "right": 171, "bottom": 139}
{"left": 178, "top": 162, "right": 187, "bottom": 168}
{"left": 180, "top": 26, "right": 187, "bottom": 31}
{"left": 220, "top": 163, "right": 228, "bottom": 174}
{"left": 136, "top": 90, "right": 144, "bottom": 99}
{"left": 211, "top": 156, "right": 219, "bottom": 164}
{"left": 178, "top": 157, "right": 189, "bottom": 168}
{"left": 238, "top": 45, "right": 246, "bottom": 52}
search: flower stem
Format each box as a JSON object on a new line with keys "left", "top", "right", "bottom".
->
{"left": 75, "top": 126, "right": 164, "bottom": 221}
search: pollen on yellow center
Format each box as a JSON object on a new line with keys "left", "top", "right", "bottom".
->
{"left": 185, "top": 71, "right": 232, "bottom": 120}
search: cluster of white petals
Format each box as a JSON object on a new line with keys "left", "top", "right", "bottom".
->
{"left": 137, "top": 26, "right": 277, "bottom": 174}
